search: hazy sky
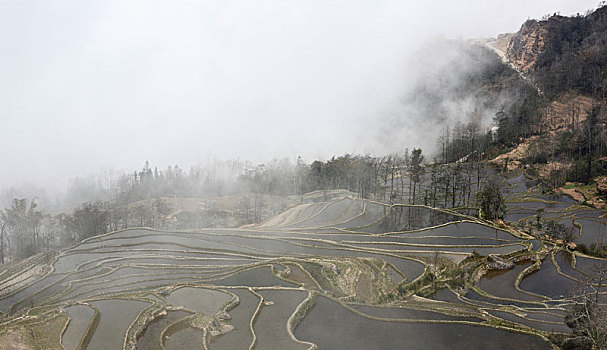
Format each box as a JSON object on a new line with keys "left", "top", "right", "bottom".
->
{"left": 0, "top": 0, "right": 599, "bottom": 189}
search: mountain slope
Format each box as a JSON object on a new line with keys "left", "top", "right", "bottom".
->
{"left": 475, "top": 6, "right": 607, "bottom": 197}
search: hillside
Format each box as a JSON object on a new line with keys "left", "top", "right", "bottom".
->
{"left": 473, "top": 6, "right": 607, "bottom": 207}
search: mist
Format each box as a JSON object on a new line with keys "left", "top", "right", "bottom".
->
{"left": 0, "top": 0, "right": 598, "bottom": 192}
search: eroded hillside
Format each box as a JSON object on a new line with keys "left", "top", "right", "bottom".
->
{"left": 479, "top": 7, "right": 607, "bottom": 207}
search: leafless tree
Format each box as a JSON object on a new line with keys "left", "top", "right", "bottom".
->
{"left": 565, "top": 261, "right": 607, "bottom": 349}
{"left": 0, "top": 220, "right": 5, "bottom": 264}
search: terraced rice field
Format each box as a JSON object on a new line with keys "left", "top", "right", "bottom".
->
{"left": 0, "top": 179, "right": 605, "bottom": 349}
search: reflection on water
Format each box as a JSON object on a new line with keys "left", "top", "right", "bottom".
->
{"left": 295, "top": 296, "right": 550, "bottom": 350}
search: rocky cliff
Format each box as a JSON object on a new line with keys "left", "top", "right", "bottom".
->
{"left": 501, "top": 19, "right": 548, "bottom": 73}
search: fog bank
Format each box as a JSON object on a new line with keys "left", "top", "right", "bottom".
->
{"left": 0, "top": 0, "right": 598, "bottom": 190}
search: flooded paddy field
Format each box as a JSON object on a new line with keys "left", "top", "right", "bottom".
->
{"left": 61, "top": 304, "right": 95, "bottom": 349}
{"left": 209, "top": 288, "right": 258, "bottom": 350}
{"left": 295, "top": 296, "right": 550, "bottom": 349}
{"left": 0, "top": 182, "right": 605, "bottom": 349}
{"left": 136, "top": 310, "right": 192, "bottom": 350}
{"left": 478, "top": 261, "right": 543, "bottom": 302}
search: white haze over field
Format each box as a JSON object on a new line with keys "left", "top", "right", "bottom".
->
{"left": 0, "top": 0, "right": 599, "bottom": 191}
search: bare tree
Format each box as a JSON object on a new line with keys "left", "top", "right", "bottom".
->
{"left": 0, "top": 220, "right": 5, "bottom": 264}
{"left": 565, "top": 261, "right": 607, "bottom": 349}
{"left": 409, "top": 148, "right": 425, "bottom": 205}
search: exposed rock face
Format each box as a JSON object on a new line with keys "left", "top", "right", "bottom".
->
{"left": 492, "top": 136, "right": 539, "bottom": 170}
{"left": 542, "top": 92, "right": 596, "bottom": 131}
{"left": 597, "top": 176, "right": 607, "bottom": 195}
{"left": 493, "top": 33, "right": 514, "bottom": 56}
{"left": 555, "top": 186, "right": 586, "bottom": 203}
{"left": 504, "top": 20, "right": 548, "bottom": 73}
{"left": 490, "top": 88, "right": 601, "bottom": 173}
